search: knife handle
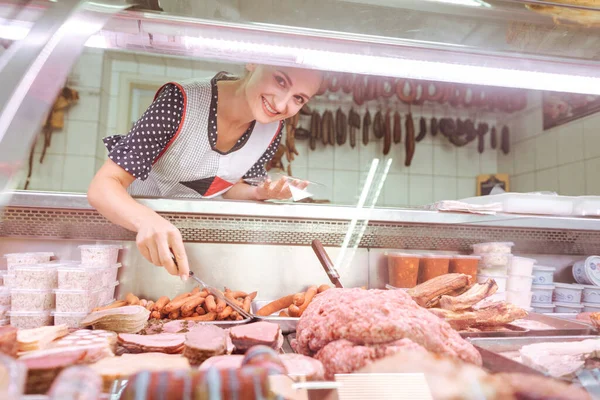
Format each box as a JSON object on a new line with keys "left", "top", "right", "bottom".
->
{"left": 311, "top": 239, "right": 340, "bottom": 280}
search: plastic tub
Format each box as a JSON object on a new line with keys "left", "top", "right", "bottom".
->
{"left": 54, "top": 281, "right": 118, "bottom": 313}
{"left": 10, "top": 288, "right": 54, "bottom": 311}
{"left": 554, "top": 302, "right": 583, "bottom": 314}
{"left": 79, "top": 245, "right": 122, "bottom": 266}
{"left": 57, "top": 263, "right": 121, "bottom": 290}
{"left": 583, "top": 303, "right": 600, "bottom": 313}
{"left": 479, "top": 265, "right": 509, "bottom": 276}
{"left": 477, "top": 274, "right": 507, "bottom": 292}
{"left": 0, "top": 270, "right": 6, "bottom": 285}
{"left": 3, "top": 274, "right": 13, "bottom": 288}
{"left": 507, "top": 275, "right": 534, "bottom": 292}
{"left": 51, "top": 311, "right": 87, "bottom": 329}
{"left": 506, "top": 291, "right": 532, "bottom": 308}
{"left": 509, "top": 257, "right": 537, "bottom": 277}
{"left": 12, "top": 264, "right": 58, "bottom": 289}
{"left": 582, "top": 285, "right": 600, "bottom": 304}
{"left": 449, "top": 256, "right": 480, "bottom": 281}
{"left": 418, "top": 255, "right": 450, "bottom": 283}
{"left": 4, "top": 252, "right": 53, "bottom": 270}
{"left": 552, "top": 283, "right": 584, "bottom": 304}
{"left": 98, "top": 281, "right": 119, "bottom": 306}
{"left": 8, "top": 310, "right": 52, "bottom": 329}
{"left": 531, "top": 285, "right": 554, "bottom": 304}
{"left": 531, "top": 303, "right": 555, "bottom": 314}
{"left": 532, "top": 266, "right": 555, "bottom": 285}
{"left": 387, "top": 253, "right": 421, "bottom": 288}
{"left": 0, "top": 287, "right": 9, "bottom": 307}
{"left": 472, "top": 242, "right": 514, "bottom": 254}
{"left": 478, "top": 253, "right": 513, "bottom": 268}
{"left": 572, "top": 256, "right": 600, "bottom": 286}
{"left": 0, "top": 305, "right": 8, "bottom": 319}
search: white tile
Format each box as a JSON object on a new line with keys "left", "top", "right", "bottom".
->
{"left": 525, "top": 108, "right": 543, "bottom": 139}
{"left": 358, "top": 140, "right": 382, "bottom": 172}
{"left": 107, "top": 96, "right": 118, "bottom": 130}
{"left": 559, "top": 161, "right": 586, "bottom": 195}
{"left": 456, "top": 146, "right": 481, "bottom": 178}
{"left": 70, "top": 51, "right": 103, "bottom": 89}
{"left": 66, "top": 121, "right": 98, "bottom": 157}
{"left": 383, "top": 173, "right": 408, "bottom": 207}
{"left": 408, "top": 174, "right": 433, "bottom": 206}
{"left": 307, "top": 144, "right": 334, "bottom": 170}
{"left": 96, "top": 136, "right": 107, "bottom": 160}
{"left": 28, "top": 155, "right": 64, "bottom": 191}
{"left": 407, "top": 143, "right": 433, "bottom": 175}
{"left": 292, "top": 166, "right": 308, "bottom": 181}
{"left": 513, "top": 138, "right": 536, "bottom": 174}
{"left": 385, "top": 144, "right": 405, "bottom": 175}
{"left": 535, "top": 130, "right": 559, "bottom": 170}
{"left": 585, "top": 158, "right": 600, "bottom": 195}
{"left": 433, "top": 176, "right": 457, "bottom": 201}
{"left": 166, "top": 59, "right": 193, "bottom": 79}
{"left": 293, "top": 140, "right": 309, "bottom": 169}
{"left": 111, "top": 57, "right": 137, "bottom": 73}
{"left": 457, "top": 177, "right": 476, "bottom": 199}
{"left": 62, "top": 156, "right": 96, "bottom": 193}
{"left": 333, "top": 171, "right": 359, "bottom": 205}
{"left": 497, "top": 149, "right": 514, "bottom": 175}
{"left": 334, "top": 143, "right": 359, "bottom": 171}
{"left": 307, "top": 169, "right": 333, "bottom": 201}
{"left": 34, "top": 129, "right": 67, "bottom": 156}
{"left": 583, "top": 113, "right": 600, "bottom": 159}
{"left": 512, "top": 172, "right": 535, "bottom": 193}
{"left": 535, "top": 168, "right": 559, "bottom": 193}
{"left": 558, "top": 121, "right": 584, "bottom": 166}
{"left": 433, "top": 144, "right": 456, "bottom": 176}
{"left": 135, "top": 54, "right": 167, "bottom": 76}
{"left": 68, "top": 92, "right": 101, "bottom": 122}
{"left": 480, "top": 149, "right": 497, "bottom": 175}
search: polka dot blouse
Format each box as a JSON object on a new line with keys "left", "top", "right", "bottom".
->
{"left": 104, "top": 76, "right": 282, "bottom": 182}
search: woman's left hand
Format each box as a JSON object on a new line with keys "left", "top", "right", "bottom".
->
{"left": 255, "top": 177, "right": 309, "bottom": 200}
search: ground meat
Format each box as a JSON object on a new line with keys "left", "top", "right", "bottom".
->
{"left": 315, "top": 339, "right": 427, "bottom": 379}
{"left": 293, "top": 288, "right": 481, "bottom": 368}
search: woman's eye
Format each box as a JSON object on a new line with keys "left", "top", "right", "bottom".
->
{"left": 275, "top": 76, "right": 286, "bottom": 87}
{"left": 294, "top": 95, "right": 305, "bottom": 104}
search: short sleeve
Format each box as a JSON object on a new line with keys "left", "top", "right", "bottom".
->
{"left": 243, "top": 123, "right": 284, "bottom": 182}
{"left": 103, "top": 84, "right": 184, "bottom": 180}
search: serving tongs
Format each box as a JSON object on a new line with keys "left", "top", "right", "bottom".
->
{"left": 311, "top": 239, "right": 343, "bottom": 288}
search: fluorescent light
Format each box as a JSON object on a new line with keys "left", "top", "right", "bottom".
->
{"left": 423, "top": 0, "right": 489, "bottom": 6}
{"left": 0, "top": 23, "right": 108, "bottom": 49}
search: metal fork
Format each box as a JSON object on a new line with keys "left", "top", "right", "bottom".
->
{"left": 577, "top": 369, "right": 600, "bottom": 399}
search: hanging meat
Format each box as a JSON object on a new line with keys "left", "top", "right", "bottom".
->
{"left": 310, "top": 111, "right": 321, "bottom": 150}
{"left": 373, "top": 111, "right": 384, "bottom": 139}
{"left": 476, "top": 123, "right": 489, "bottom": 154}
{"left": 501, "top": 126, "right": 510, "bottom": 154}
{"left": 405, "top": 113, "right": 415, "bottom": 167}
{"left": 416, "top": 117, "right": 427, "bottom": 142}
{"left": 353, "top": 77, "right": 366, "bottom": 106}
{"left": 393, "top": 112, "right": 401, "bottom": 144}
{"left": 348, "top": 109, "right": 361, "bottom": 149}
{"left": 490, "top": 126, "right": 497, "bottom": 149}
{"left": 336, "top": 108, "right": 347, "bottom": 146}
{"left": 430, "top": 117, "right": 438, "bottom": 136}
{"left": 363, "top": 110, "right": 371, "bottom": 146}
{"left": 383, "top": 111, "right": 391, "bottom": 156}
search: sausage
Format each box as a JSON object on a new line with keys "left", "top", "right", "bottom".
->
{"left": 183, "top": 312, "right": 217, "bottom": 321}
{"left": 363, "top": 110, "right": 371, "bottom": 145}
{"left": 349, "top": 126, "right": 356, "bottom": 148}
{"left": 430, "top": 117, "right": 438, "bottom": 136}
{"left": 373, "top": 111, "right": 384, "bottom": 139}
{"left": 293, "top": 292, "right": 305, "bottom": 306}
{"left": 336, "top": 108, "right": 347, "bottom": 145}
{"left": 227, "top": 291, "right": 248, "bottom": 299}
{"left": 405, "top": 113, "right": 415, "bottom": 167}
{"left": 416, "top": 117, "right": 427, "bottom": 142}
{"left": 181, "top": 294, "right": 206, "bottom": 315}
{"left": 215, "top": 296, "right": 227, "bottom": 313}
{"left": 217, "top": 306, "right": 233, "bottom": 320}
{"left": 478, "top": 129, "right": 484, "bottom": 154}
{"left": 341, "top": 74, "right": 355, "bottom": 94}
{"left": 145, "top": 301, "right": 154, "bottom": 311}
{"left": 365, "top": 77, "right": 377, "bottom": 101}
{"left": 168, "top": 310, "right": 180, "bottom": 320}
{"left": 450, "top": 86, "right": 466, "bottom": 107}
{"left": 393, "top": 111, "right": 401, "bottom": 144}
{"left": 255, "top": 294, "right": 295, "bottom": 316}
{"left": 327, "top": 110, "right": 336, "bottom": 145}
{"left": 139, "top": 299, "right": 148, "bottom": 308}
{"left": 383, "top": 111, "right": 391, "bottom": 155}
{"left": 412, "top": 82, "right": 426, "bottom": 106}
{"left": 195, "top": 305, "right": 206, "bottom": 315}
{"left": 349, "top": 109, "right": 359, "bottom": 148}
{"left": 329, "top": 74, "right": 341, "bottom": 92}
{"left": 248, "top": 291, "right": 258, "bottom": 300}
{"left": 353, "top": 76, "right": 366, "bottom": 106}
{"left": 297, "top": 286, "right": 318, "bottom": 316}
{"left": 491, "top": 126, "right": 497, "bottom": 149}
{"left": 311, "top": 110, "right": 321, "bottom": 141}
{"left": 150, "top": 311, "right": 161, "bottom": 319}
{"left": 376, "top": 78, "right": 395, "bottom": 98}
{"left": 396, "top": 79, "right": 416, "bottom": 104}
{"left": 204, "top": 295, "right": 217, "bottom": 313}
{"left": 316, "top": 73, "right": 330, "bottom": 96}
{"left": 153, "top": 296, "right": 170, "bottom": 311}
{"left": 425, "top": 82, "right": 445, "bottom": 102}
{"left": 288, "top": 305, "right": 301, "bottom": 318}
{"left": 501, "top": 125, "right": 510, "bottom": 154}
{"left": 279, "top": 310, "right": 289, "bottom": 317}
{"left": 163, "top": 294, "right": 193, "bottom": 314}
{"left": 318, "top": 284, "right": 331, "bottom": 293}
{"left": 125, "top": 293, "right": 140, "bottom": 305}
{"left": 92, "top": 300, "right": 128, "bottom": 312}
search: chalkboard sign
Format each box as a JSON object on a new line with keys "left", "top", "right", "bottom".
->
{"left": 477, "top": 174, "right": 509, "bottom": 196}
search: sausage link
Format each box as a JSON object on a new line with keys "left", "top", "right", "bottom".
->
{"left": 383, "top": 111, "right": 391, "bottom": 156}
{"left": 363, "top": 110, "right": 371, "bottom": 146}
{"left": 405, "top": 113, "right": 415, "bottom": 167}
{"left": 491, "top": 126, "right": 497, "bottom": 149}
{"left": 393, "top": 111, "right": 401, "bottom": 144}
{"left": 416, "top": 117, "right": 427, "bottom": 142}
{"left": 373, "top": 111, "right": 384, "bottom": 139}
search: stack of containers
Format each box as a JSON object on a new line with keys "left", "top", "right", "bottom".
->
{"left": 473, "top": 242, "right": 514, "bottom": 302}
{"left": 572, "top": 256, "right": 600, "bottom": 313}
{"left": 4, "top": 252, "right": 55, "bottom": 329}
{"left": 52, "top": 245, "right": 122, "bottom": 328}
{"left": 553, "top": 283, "right": 585, "bottom": 313}
{"left": 506, "top": 256, "right": 536, "bottom": 309}
{"left": 531, "top": 265, "right": 556, "bottom": 313}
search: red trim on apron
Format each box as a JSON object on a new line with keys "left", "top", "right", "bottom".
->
{"left": 204, "top": 176, "right": 234, "bottom": 197}
{"left": 153, "top": 82, "right": 187, "bottom": 165}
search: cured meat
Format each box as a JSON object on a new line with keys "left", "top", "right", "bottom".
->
{"left": 80, "top": 305, "right": 149, "bottom": 334}
{"left": 293, "top": 288, "right": 482, "bottom": 367}
{"left": 199, "top": 354, "right": 244, "bottom": 371}
{"left": 373, "top": 111, "right": 383, "bottom": 139}
{"left": 117, "top": 333, "right": 185, "bottom": 354}
{"left": 49, "top": 329, "right": 116, "bottom": 354}
{"left": 415, "top": 117, "right": 427, "bottom": 142}
{"left": 48, "top": 366, "right": 102, "bottom": 400}
{"left": 183, "top": 325, "right": 227, "bottom": 366}
{"left": 393, "top": 111, "right": 401, "bottom": 144}
{"left": 501, "top": 125, "right": 510, "bottom": 154}
{"left": 241, "top": 345, "right": 287, "bottom": 373}
{"left": 18, "top": 325, "right": 69, "bottom": 353}
{"left": 362, "top": 110, "right": 371, "bottom": 145}
{"left": 496, "top": 373, "right": 591, "bottom": 400}
{"left": 430, "top": 117, "right": 438, "bottom": 136}
{"left": 0, "top": 326, "right": 18, "bottom": 358}
{"left": 229, "top": 321, "right": 282, "bottom": 353}
{"left": 383, "top": 111, "right": 391, "bottom": 155}
{"left": 490, "top": 126, "right": 497, "bottom": 149}
{"left": 439, "top": 279, "right": 498, "bottom": 311}
{"left": 519, "top": 339, "right": 600, "bottom": 379}
{"left": 404, "top": 113, "right": 415, "bottom": 166}
{"left": 407, "top": 273, "right": 472, "bottom": 308}
{"left": 430, "top": 302, "right": 528, "bottom": 331}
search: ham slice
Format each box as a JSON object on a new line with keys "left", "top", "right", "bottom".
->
{"left": 118, "top": 333, "right": 185, "bottom": 354}
{"left": 229, "top": 322, "right": 281, "bottom": 352}
{"left": 183, "top": 325, "right": 227, "bottom": 366}
{"left": 280, "top": 354, "right": 325, "bottom": 381}
{"left": 199, "top": 355, "right": 244, "bottom": 371}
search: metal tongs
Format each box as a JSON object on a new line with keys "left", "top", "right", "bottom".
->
{"left": 188, "top": 271, "right": 254, "bottom": 320}
{"left": 311, "top": 239, "right": 343, "bottom": 288}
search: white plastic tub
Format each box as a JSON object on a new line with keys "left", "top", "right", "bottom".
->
{"left": 4, "top": 252, "right": 53, "bottom": 270}
{"left": 506, "top": 290, "right": 532, "bottom": 308}
{"left": 554, "top": 302, "right": 584, "bottom": 314}
{"left": 477, "top": 274, "right": 508, "bottom": 292}
{"left": 552, "top": 283, "right": 584, "bottom": 304}
{"left": 572, "top": 256, "right": 600, "bottom": 286}
{"left": 79, "top": 245, "right": 122, "bottom": 266}
{"left": 0, "top": 287, "right": 9, "bottom": 307}
{"left": 8, "top": 310, "right": 52, "bottom": 329}
{"left": 531, "top": 303, "right": 555, "bottom": 314}
{"left": 472, "top": 242, "right": 514, "bottom": 255}
{"left": 0, "top": 305, "right": 8, "bottom": 319}
{"left": 507, "top": 275, "right": 534, "bottom": 292}
{"left": 54, "top": 281, "right": 117, "bottom": 313}
{"left": 509, "top": 257, "right": 536, "bottom": 277}
{"left": 531, "top": 285, "right": 554, "bottom": 304}
{"left": 10, "top": 288, "right": 54, "bottom": 311}
{"left": 583, "top": 303, "right": 600, "bottom": 313}
{"left": 478, "top": 253, "right": 513, "bottom": 268}
{"left": 57, "top": 263, "right": 121, "bottom": 290}
{"left": 51, "top": 311, "right": 87, "bottom": 329}
{"left": 532, "top": 266, "right": 555, "bottom": 285}
{"left": 479, "top": 265, "right": 509, "bottom": 276}
{"left": 12, "top": 264, "right": 58, "bottom": 289}
{"left": 582, "top": 285, "right": 600, "bottom": 304}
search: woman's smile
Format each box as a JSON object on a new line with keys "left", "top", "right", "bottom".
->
{"left": 261, "top": 95, "right": 280, "bottom": 117}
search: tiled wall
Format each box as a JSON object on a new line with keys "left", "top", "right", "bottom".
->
{"left": 501, "top": 92, "right": 600, "bottom": 195}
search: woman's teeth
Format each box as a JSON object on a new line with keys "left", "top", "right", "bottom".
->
{"left": 263, "top": 97, "right": 278, "bottom": 114}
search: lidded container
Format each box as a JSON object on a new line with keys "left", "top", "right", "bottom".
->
{"left": 11, "top": 264, "right": 58, "bottom": 289}
{"left": 387, "top": 253, "right": 420, "bottom": 288}
{"left": 449, "top": 255, "right": 480, "bottom": 281}
{"left": 472, "top": 242, "right": 514, "bottom": 255}
{"left": 552, "top": 283, "right": 584, "bottom": 304}
{"left": 532, "top": 265, "right": 555, "bottom": 285}
{"left": 54, "top": 281, "right": 118, "bottom": 313}
{"left": 10, "top": 288, "right": 54, "bottom": 311}
{"left": 572, "top": 256, "right": 600, "bottom": 286}
{"left": 531, "top": 285, "right": 554, "bottom": 304}
{"left": 508, "top": 257, "right": 536, "bottom": 277}
{"left": 8, "top": 310, "right": 52, "bottom": 329}
{"left": 582, "top": 285, "right": 600, "bottom": 304}
{"left": 418, "top": 255, "right": 451, "bottom": 283}
{"left": 51, "top": 311, "right": 88, "bottom": 329}
{"left": 0, "top": 286, "right": 9, "bottom": 307}
{"left": 4, "top": 252, "right": 53, "bottom": 270}
{"left": 57, "top": 263, "right": 121, "bottom": 290}
{"left": 79, "top": 245, "right": 122, "bottom": 266}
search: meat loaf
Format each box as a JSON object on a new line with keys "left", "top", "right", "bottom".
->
{"left": 293, "top": 288, "right": 482, "bottom": 366}
{"left": 183, "top": 325, "right": 227, "bottom": 366}
{"left": 229, "top": 321, "right": 282, "bottom": 352}
{"left": 118, "top": 333, "right": 184, "bottom": 354}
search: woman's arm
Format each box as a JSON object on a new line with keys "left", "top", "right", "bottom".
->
{"left": 222, "top": 178, "right": 307, "bottom": 201}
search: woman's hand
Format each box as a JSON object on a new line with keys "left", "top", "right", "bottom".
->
{"left": 135, "top": 214, "right": 190, "bottom": 279}
{"left": 255, "top": 177, "right": 309, "bottom": 200}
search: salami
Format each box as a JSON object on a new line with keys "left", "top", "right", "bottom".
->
{"left": 383, "top": 111, "right": 391, "bottom": 155}
{"left": 416, "top": 117, "right": 427, "bottom": 142}
{"left": 393, "top": 112, "right": 402, "bottom": 144}
{"left": 363, "top": 110, "right": 371, "bottom": 146}
{"left": 405, "top": 113, "right": 415, "bottom": 167}
{"left": 373, "top": 111, "right": 384, "bottom": 139}
{"left": 490, "top": 126, "right": 497, "bottom": 149}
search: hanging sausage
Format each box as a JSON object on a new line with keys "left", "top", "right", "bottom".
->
{"left": 393, "top": 112, "right": 402, "bottom": 144}
{"left": 416, "top": 117, "right": 427, "bottom": 142}
{"left": 373, "top": 111, "right": 384, "bottom": 139}
{"left": 405, "top": 113, "right": 415, "bottom": 167}
{"left": 501, "top": 126, "right": 510, "bottom": 154}
{"left": 383, "top": 111, "right": 392, "bottom": 156}
{"left": 490, "top": 126, "right": 497, "bottom": 149}
{"left": 430, "top": 117, "right": 438, "bottom": 136}
{"left": 363, "top": 110, "right": 371, "bottom": 146}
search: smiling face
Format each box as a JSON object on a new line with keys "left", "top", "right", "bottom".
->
{"left": 244, "top": 65, "right": 322, "bottom": 124}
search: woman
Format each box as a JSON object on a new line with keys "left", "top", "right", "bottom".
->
{"left": 88, "top": 64, "right": 322, "bottom": 279}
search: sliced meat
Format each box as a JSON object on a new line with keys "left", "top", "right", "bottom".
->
{"left": 280, "top": 354, "right": 325, "bottom": 381}
{"left": 118, "top": 333, "right": 185, "bottom": 354}
{"left": 0, "top": 326, "right": 18, "bottom": 358}
{"left": 199, "top": 355, "right": 244, "bottom": 371}
{"left": 430, "top": 302, "right": 528, "bottom": 331}
{"left": 183, "top": 325, "right": 227, "bottom": 366}
{"left": 407, "top": 273, "right": 472, "bottom": 308}
{"left": 439, "top": 279, "right": 498, "bottom": 311}
{"left": 48, "top": 366, "right": 102, "bottom": 400}
{"left": 229, "top": 322, "right": 282, "bottom": 353}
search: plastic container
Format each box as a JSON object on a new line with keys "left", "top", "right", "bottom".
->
{"left": 51, "top": 311, "right": 87, "bottom": 329}
{"left": 479, "top": 265, "right": 509, "bottom": 276}
{"left": 8, "top": 310, "right": 52, "bottom": 329}
{"left": 532, "top": 266, "right": 555, "bottom": 285}
{"left": 583, "top": 303, "right": 600, "bottom": 313}
{"left": 0, "top": 287, "right": 9, "bottom": 307}
{"left": 98, "top": 281, "right": 119, "bottom": 306}
{"left": 449, "top": 256, "right": 480, "bottom": 280}
{"left": 477, "top": 274, "right": 507, "bottom": 292}
{"left": 418, "top": 255, "right": 450, "bottom": 283}
{"left": 0, "top": 270, "right": 6, "bottom": 285}
{"left": 57, "top": 263, "right": 121, "bottom": 290}
{"left": 582, "top": 285, "right": 600, "bottom": 304}
{"left": 0, "top": 305, "right": 8, "bottom": 319}
{"left": 531, "top": 303, "right": 555, "bottom": 314}
{"left": 387, "top": 253, "right": 421, "bottom": 288}
{"left": 506, "top": 290, "right": 532, "bottom": 308}
{"left": 472, "top": 242, "right": 514, "bottom": 254}
{"left": 54, "top": 282, "right": 118, "bottom": 313}
{"left": 531, "top": 285, "right": 554, "bottom": 304}
{"left": 4, "top": 252, "right": 54, "bottom": 270}
{"left": 12, "top": 264, "right": 58, "bottom": 289}
{"left": 554, "top": 302, "right": 584, "bottom": 313}
{"left": 10, "top": 288, "right": 54, "bottom": 311}
{"left": 79, "top": 245, "right": 122, "bottom": 266}
{"left": 573, "top": 196, "right": 600, "bottom": 217}
{"left": 3, "top": 274, "right": 13, "bottom": 288}
{"left": 507, "top": 275, "right": 534, "bottom": 292}
{"left": 478, "top": 253, "right": 513, "bottom": 268}
{"left": 552, "top": 283, "right": 584, "bottom": 304}
{"left": 572, "top": 256, "right": 600, "bottom": 286}
{"left": 509, "top": 257, "right": 536, "bottom": 277}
